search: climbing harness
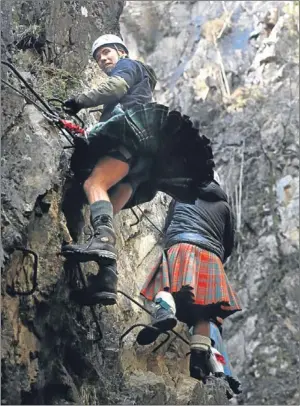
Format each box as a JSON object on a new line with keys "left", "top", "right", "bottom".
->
{"left": 1, "top": 61, "right": 86, "bottom": 147}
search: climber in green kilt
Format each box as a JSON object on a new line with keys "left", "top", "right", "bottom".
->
{"left": 61, "top": 34, "right": 214, "bottom": 305}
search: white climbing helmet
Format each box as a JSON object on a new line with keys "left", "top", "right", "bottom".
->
{"left": 92, "top": 34, "right": 128, "bottom": 58}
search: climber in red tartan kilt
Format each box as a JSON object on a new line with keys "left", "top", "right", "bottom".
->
{"left": 141, "top": 244, "right": 241, "bottom": 324}
{"left": 138, "top": 173, "right": 242, "bottom": 387}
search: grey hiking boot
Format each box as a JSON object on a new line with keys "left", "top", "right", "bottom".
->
{"left": 136, "top": 296, "right": 177, "bottom": 345}
{"left": 61, "top": 214, "right": 117, "bottom": 262}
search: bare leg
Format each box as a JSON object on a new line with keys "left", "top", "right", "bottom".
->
{"left": 109, "top": 182, "right": 133, "bottom": 215}
{"left": 191, "top": 318, "right": 211, "bottom": 349}
{"left": 83, "top": 156, "right": 130, "bottom": 204}
{"left": 62, "top": 156, "right": 130, "bottom": 263}
{"left": 62, "top": 157, "right": 132, "bottom": 305}
{"left": 193, "top": 319, "right": 210, "bottom": 337}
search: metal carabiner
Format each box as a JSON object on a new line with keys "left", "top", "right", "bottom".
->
{"left": 48, "top": 98, "right": 85, "bottom": 129}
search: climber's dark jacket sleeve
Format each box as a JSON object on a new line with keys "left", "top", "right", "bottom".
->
{"left": 223, "top": 207, "right": 236, "bottom": 262}
{"left": 75, "top": 59, "right": 142, "bottom": 109}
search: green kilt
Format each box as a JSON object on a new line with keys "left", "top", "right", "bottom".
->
{"left": 70, "top": 102, "right": 215, "bottom": 205}
{"left": 87, "top": 102, "right": 169, "bottom": 156}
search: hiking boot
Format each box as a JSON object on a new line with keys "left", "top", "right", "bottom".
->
{"left": 70, "top": 261, "right": 118, "bottom": 306}
{"left": 61, "top": 214, "right": 117, "bottom": 262}
{"left": 152, "top": 304, "right": 178, "bottom": 331}
{"left": 189, "top": 348, "right": 212, "bottom": 382}
{"left": 136, "top": 295, "right": 177, "bottom": 345}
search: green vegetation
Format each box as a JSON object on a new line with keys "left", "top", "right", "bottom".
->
{"left": 13, "top": 50, "right": 82, "bottom": 100}
{"left": 37, "top": 66, "right": 82, "bottom": 100}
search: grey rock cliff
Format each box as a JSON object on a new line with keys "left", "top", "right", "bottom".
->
{"left": 121, "top": 1, "right": 299, "bottom": 404}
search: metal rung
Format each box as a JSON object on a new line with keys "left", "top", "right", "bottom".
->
{"left": 119, "top": 323, "right": 171, "bottom": 353}
{"left": 117, "top": 290, "right": 189, "bottom": 346}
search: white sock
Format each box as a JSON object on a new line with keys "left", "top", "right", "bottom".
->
{"left": 154, "top": 291, "right": 176, "bottom": 314}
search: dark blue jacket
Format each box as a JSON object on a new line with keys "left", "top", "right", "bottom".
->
{"left": 101, "top": 58, "right": 154, "bottom": 120}
{"left": 164, "top": 182, "right": 235, "bottom": 262}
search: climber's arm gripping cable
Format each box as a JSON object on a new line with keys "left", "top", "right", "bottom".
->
{"left": 75, "top": 76, "right": 129, "bottom": 109}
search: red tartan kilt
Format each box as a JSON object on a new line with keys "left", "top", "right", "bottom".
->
{"left": 140, "top": 243, "right": 242, "bottom": 324}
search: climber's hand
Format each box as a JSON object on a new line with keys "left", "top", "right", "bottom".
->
{"left": 63, "top": 98, "right": 82, "bottom": 115}
{"left": 73, "top": 135, "right": 89, "bottom": 148}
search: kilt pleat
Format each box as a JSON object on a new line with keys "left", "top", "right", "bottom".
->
{"left": 87, "top": 102, "right": 169, "bottom": 156}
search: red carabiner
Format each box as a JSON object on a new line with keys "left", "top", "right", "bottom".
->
{"left": 60, "top": 119, "right": 85, "bottom": 136}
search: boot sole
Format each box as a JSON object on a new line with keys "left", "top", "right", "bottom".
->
{"left": 70, "top": 291, "right": 117, "bottom": 306}
{"left": 153, "top": 317, "right": 177, "bottom": 332}
{"left": 136, "top": 317, "right": 177, "bottom": 345}
{"left": 62, "top": 249, "right": 117, "bottom": 262}
{"left": 90, "top": 292, "right": 117, "bottom": 306}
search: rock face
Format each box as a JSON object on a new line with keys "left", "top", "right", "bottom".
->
{"left": 120, "top": 1, "right": 299, "bottom": 405}
{"left": 1, "top": 1, "right": 232, "bottom": 405}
